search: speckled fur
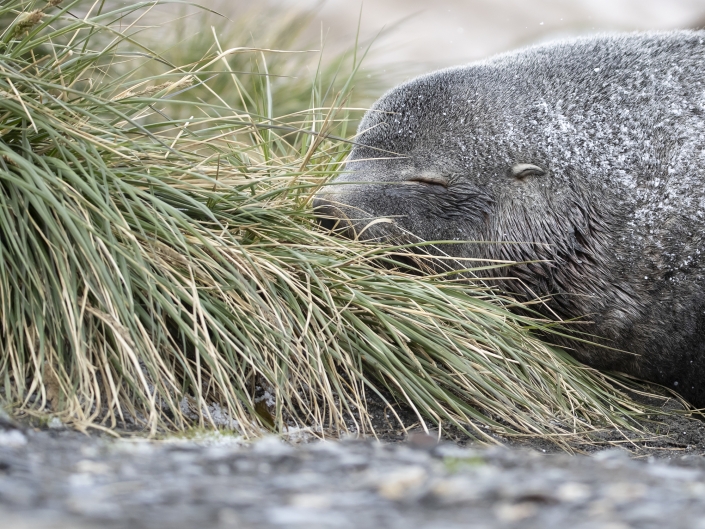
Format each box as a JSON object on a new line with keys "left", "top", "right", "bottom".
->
{"left": 316, "top": 31, "right": 705, "bottom": 406}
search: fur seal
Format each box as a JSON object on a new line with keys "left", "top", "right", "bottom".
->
{"left": 315, "top": 31, "right": 705, "bottom": 407}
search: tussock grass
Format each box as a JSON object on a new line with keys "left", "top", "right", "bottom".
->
{"left": 0, "top": 0, "right": 659, "bottom": 443}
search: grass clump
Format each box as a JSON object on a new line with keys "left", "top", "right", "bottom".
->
{"left": 0, "top": 0, "right": 658, "bottom": 444}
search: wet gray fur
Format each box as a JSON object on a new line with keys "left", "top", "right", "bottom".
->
{"left": 315, "top": 31, "right": 705, "bottom": 406}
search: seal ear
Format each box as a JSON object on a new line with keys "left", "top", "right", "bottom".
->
{"left": 510, "top": 163, "right": 546, "bottom": 180}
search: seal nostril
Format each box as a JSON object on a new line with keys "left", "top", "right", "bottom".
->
{"left": 317, "top": 212, "right": 340, "bottom": 232}
{"left": 313, "top": 197, "right": 348, "bottom": 233}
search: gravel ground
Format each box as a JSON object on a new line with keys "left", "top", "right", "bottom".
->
{"left": 3, "top": 411, "right": 705, "bottom": 529}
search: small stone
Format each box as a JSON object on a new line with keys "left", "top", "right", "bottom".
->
{"left": 79, "top": 445, "right": 100, "bottom": 458}
{"left": 75, "top": 460, "right": 111, "bottom": 475}
{"left": 687, "top": 482, "right": 705, "bottom": 498}
{"left": 288, "top": 493, "right": 333, "bottom": 510}
{"left": 376, "top": 466, "right": 427, "bottom": 500}
{"left": 68, "top": 473, "right": 95, "bottom": 488}
{"left": 218, "top": 507, "right": 241, "bottom": 527}
{"left": 0, "top": 482, "right": 38, "bottom": 507}
{"left": 47, "top": 417, "right": 63, "bottom": 429}
{"left": 586, "top": 498, "right": 616, "bottom": 517}
{"left": 603, "top": 482, "right": 648, "bottom": 503}
{"left": 556, "top": 482, "right": 591, "bottom": 502}
{"left": 495, "top": 501, "right": 537, "bottom": 522}
{"left": 251, "top": 436, "right": 293, "bottom": 456}
{"left": 623, "top": 502, "right": 668, "bottom": 522}
{"left": 429, "top": 477, "right": 481, "bottom": 504}
{"left": 647, "top": 464, "right": 700, "bottom": 481}
{"left": 110, "top": 440, "right": 154, "bottom": 455}
{"left": 0, "top": 430, "right": 27, "bottom": 448}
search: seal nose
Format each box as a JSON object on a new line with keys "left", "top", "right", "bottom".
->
{"left": 312, "top": 196, "right": 353, "bottom": 235}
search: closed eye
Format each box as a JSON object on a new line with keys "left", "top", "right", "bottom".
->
{"left": 510, "top": 163, "right": 546, "bottom": 179}
{"left": 408, "top": 176, "right": 449, "bottom": 187}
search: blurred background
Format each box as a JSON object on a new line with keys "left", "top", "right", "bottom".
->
{"left": 203, "top": 0, "right": 705, "bottom": 82}
{"left": 286, "top": 0, "right": 705, "bottom": 73}
{"left": 104, "top": 0, "right": 705, "bottom": 119}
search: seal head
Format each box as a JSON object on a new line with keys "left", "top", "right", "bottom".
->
{"left": 315, "top": 31, "right": 705, "bottom": 406}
